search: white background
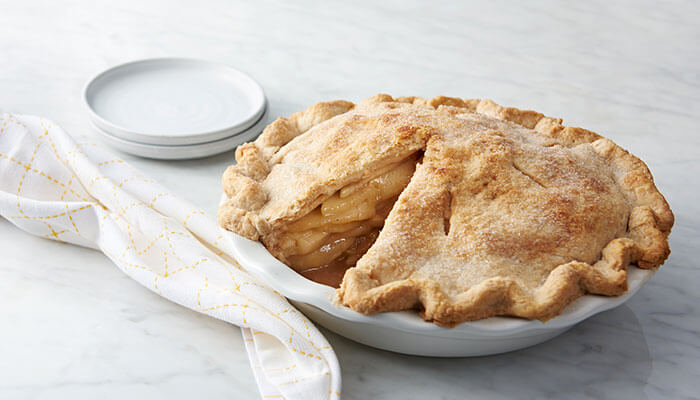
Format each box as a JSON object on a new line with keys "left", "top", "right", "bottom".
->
{"left": 1, "top": 1, "right": 698, "bottom": 399}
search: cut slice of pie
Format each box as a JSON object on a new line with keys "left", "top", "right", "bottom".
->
{"left": 218, "top": 94, "right": 673, "bottom": 326}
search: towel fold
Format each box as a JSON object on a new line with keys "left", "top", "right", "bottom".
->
{"left": 0, "top": 113, "right": 341, "bottom": 400}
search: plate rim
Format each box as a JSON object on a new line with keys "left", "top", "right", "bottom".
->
{"left": 92, "top": 108, "right": 267, "bottom": 160}
{"left": 219, "top": 192, "right": 655, "bottom": 338}
{"left": 83, "top": 57, "right": 266, "bottom": 146}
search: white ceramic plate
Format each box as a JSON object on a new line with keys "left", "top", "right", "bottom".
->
{"left": 219, "top": 194, "right": 654, "bottom": 357}
{"left": 93, "top": 109, "right": 267, "bottom": 160}
{"left": 84, "top": 58, "right": 266, "bottom": 146}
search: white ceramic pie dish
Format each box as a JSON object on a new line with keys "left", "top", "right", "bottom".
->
{"left": 218, "top": 194, "right": 654, "bottom": 357}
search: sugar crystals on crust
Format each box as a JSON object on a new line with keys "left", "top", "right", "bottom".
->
{"left": 218, "top": 94, "right": 673, "bottom": 326}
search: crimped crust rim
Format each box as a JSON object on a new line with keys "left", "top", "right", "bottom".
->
{"left": 218, "top": 94, "right": 673, "bottom": 325}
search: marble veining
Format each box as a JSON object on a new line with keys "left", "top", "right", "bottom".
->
{"left": 1, "top": 0, "right": 698, "bottom": 399}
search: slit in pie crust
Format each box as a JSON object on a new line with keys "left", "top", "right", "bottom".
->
{"left": 217, "top": 94, "right": 673, "bottom": 326}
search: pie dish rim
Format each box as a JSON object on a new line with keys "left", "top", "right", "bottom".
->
{"left": 220, "top": 194, "right": 655, "bottom": 338}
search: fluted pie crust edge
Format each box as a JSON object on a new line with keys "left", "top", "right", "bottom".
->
{"left": 218, "top": 94, "right": 673, "bottom": 326}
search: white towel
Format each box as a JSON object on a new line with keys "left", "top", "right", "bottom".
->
{"left": 0, "top": 113, "right": 341, "bottom": 400}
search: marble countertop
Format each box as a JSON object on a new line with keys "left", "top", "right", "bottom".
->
{"left": 1, "top": 1, "right": 698, "bottom": 399}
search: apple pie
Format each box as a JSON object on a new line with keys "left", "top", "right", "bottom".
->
{"left": 218, "top": 94, "right": 673, "bottom": 326}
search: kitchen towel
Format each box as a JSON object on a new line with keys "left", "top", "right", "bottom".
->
{"left": 0, "top": 113, "right": 341, "bottom": 400}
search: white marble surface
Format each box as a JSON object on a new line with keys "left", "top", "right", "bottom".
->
{"left": 1, "top": 1, "right": 699, "bottom": 399}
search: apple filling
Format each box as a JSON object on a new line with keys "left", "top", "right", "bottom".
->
{"left": 278, "top": 155, "right": 418, "bottom": 287}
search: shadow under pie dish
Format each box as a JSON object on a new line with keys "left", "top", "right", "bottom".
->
{"left": 217, "top": 94, "right": 673, "bottom": 330}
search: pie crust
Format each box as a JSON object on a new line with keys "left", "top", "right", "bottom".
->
{"left": 218, "top": 94, "right": 673, "bottom": 326}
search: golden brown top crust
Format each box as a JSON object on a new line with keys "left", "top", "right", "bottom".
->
{"left": 218, "top": 94, "right": 673, "bottom": 326}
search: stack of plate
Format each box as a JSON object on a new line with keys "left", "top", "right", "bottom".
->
{"left": 84, "top": 58, "right": 267, "bottom": 160}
